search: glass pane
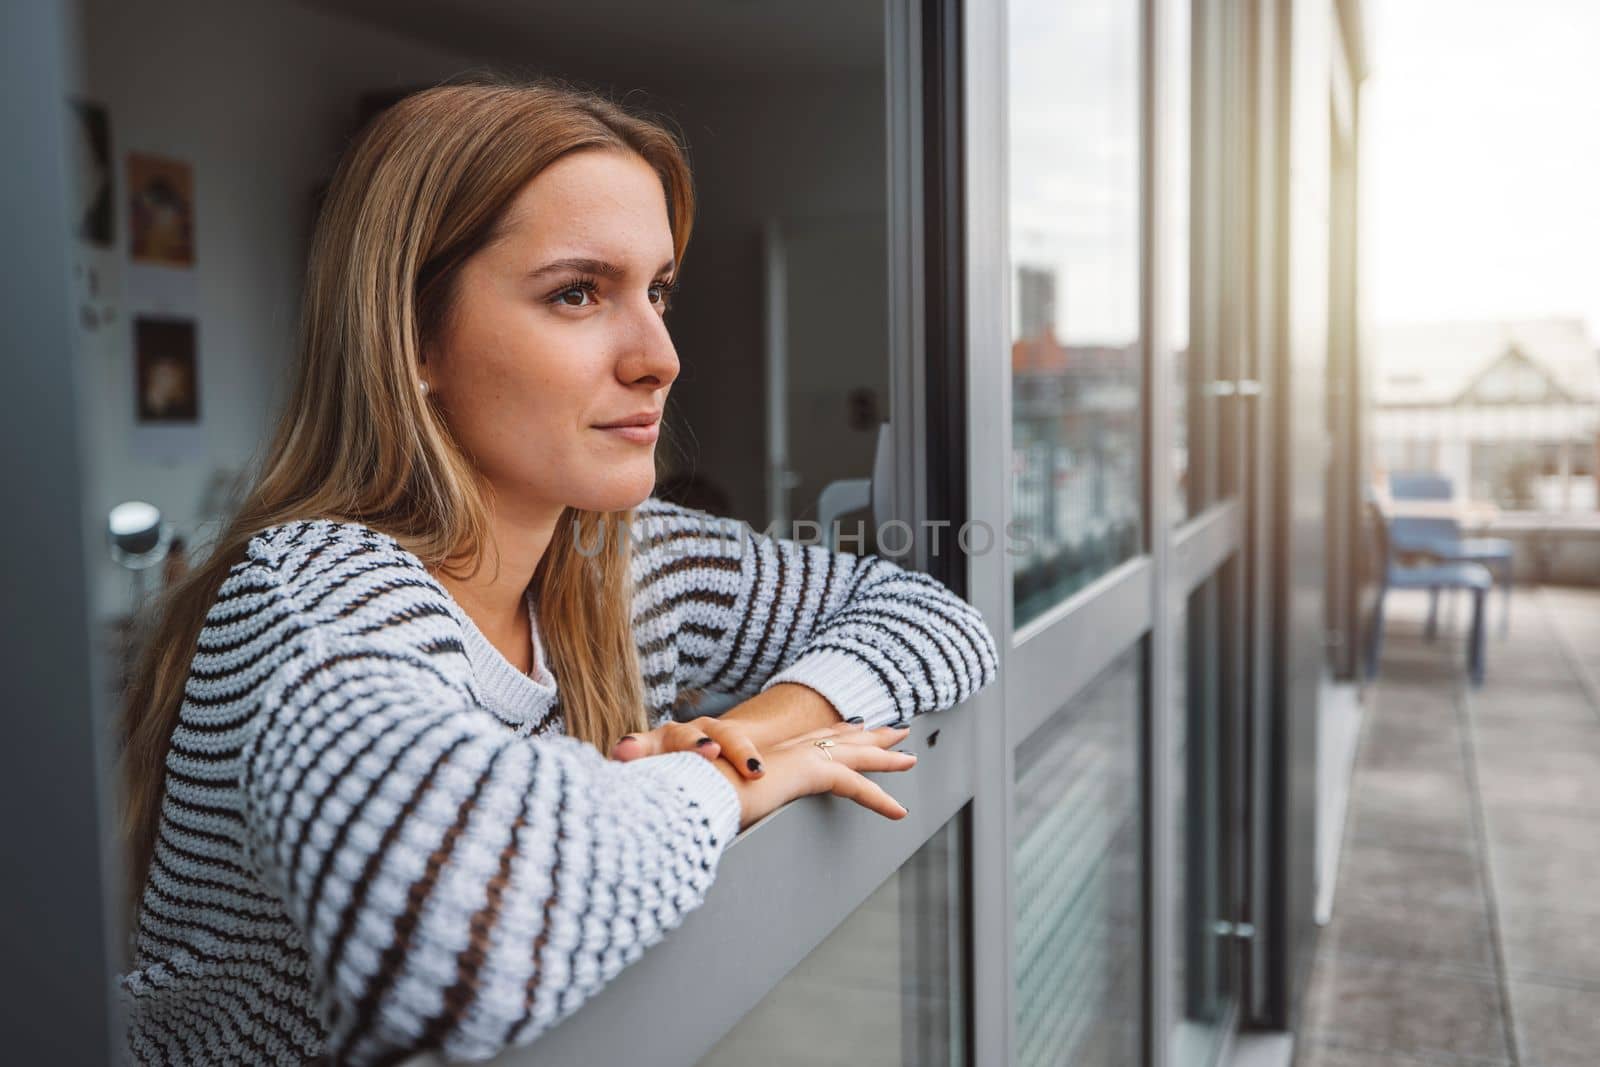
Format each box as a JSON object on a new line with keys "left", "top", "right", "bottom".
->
{"left": 1014, "top": 650, "right": 1142, "bottom": 1066}
{"left": 774, "top": 218, "right": 890, "bottom": 535}
{"left": 1169, "top": 0, "right": 1194, "bottom": 523}
{"left": 698, "top": 816, "right": 967, "bottom": 1067}
{"left": 1009, "top": 0, "right": 1144, "bottom": 627}
{"left": 1172, "top": 578, "right": 1233, "bottom": 1066}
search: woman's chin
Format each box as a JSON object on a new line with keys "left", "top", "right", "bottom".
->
{"left": 571, "top": 469, "right": 657, "bottom": 513}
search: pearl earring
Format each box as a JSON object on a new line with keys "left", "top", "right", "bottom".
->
{"left": 419, "top": 379, "right": 430, "bottom": 397}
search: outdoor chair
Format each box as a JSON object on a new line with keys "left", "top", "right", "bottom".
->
{"left": 1387, "top": 471, "right": 1514, "bottom": 637}
{"left": 1366, "top": 500, "right": 1491, "bottom": 687}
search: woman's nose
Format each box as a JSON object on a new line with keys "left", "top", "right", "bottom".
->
{"left": 618, "top": 304, "right": 680, "bottom": 388}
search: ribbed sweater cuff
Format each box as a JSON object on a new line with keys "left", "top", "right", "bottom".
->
{"left": 761, "top": 650, "right": 902, "bottom": 728}
{"left": 630, "top": 751, "right": 743, "bottom": 846}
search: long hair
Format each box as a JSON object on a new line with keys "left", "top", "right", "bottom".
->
{"left": 119, "top": 76, "right": 695, "bottom": 904}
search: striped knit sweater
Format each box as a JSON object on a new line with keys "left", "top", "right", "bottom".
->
{"left": 120, "top": 496, "right": 998, "bottom": 1065}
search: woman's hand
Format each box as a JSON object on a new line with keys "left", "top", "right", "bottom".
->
{"left": 610, "top": 683, "right": 859, "bottom": 779}
{"left": 610, "top": 714, "right": 773, "bottom": 779}
{"left": 709, "top": 722, "right": 916, "bottom": 829}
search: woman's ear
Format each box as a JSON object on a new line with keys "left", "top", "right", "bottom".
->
{"left": 417, "top": 349, "right": 434, "bottom": 395}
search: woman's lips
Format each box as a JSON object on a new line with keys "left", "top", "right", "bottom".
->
{"left": 597, "top": 422, "right": 659, "bottom": 444}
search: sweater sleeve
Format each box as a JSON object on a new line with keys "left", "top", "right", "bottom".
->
{"left": 237, "top": 560, "right": 741, "bottom": 1065}
{"left": 632, "top": 498, "right": 999, "bottom": 729}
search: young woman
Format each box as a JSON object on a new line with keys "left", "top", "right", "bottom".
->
{"left": 118, "top": 78, "right": 998, "bottom": 1066}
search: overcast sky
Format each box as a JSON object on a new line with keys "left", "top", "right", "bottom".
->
{"left": 1369, "top": 0, "right": 1600, "bottom": 337}
{"left": 1007, "top": 1, "right": 1599, "bottom": 344}
{"left": 1009, "top": 0, "right": 1141, "bottom": 345}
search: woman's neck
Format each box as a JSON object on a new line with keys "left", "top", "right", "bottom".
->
{"left": 429, "top": 505, "right": 560, "bottom": 673}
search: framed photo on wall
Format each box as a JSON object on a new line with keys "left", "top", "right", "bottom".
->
{"left": 71, "top": 100, "right": 114, "bottom": 247}
{"left": 134, "top": 316, "right": 199, "bottom": 423}
{"left": 127, "top": 153, "right": 195, "bottom": 268}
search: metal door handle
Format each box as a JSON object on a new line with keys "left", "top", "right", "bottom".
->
{"left": 1202, "top": 379, "right": 1265, "bottom": 398}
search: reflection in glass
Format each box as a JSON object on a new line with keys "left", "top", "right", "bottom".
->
{"left": 773, "top": 217, "right": 889, "bottom": 533}
{"left": 1009, "top": 0, "right": 1144, "bottom": 626}
{"left": 1014, "top": 651, "right": 1142, "bottom": 1066}
{"left": 1173, "top": 579, "right": 1233, "bottom": 1065}
{"left": 698, "top": 817, "right": 966, "bottom": 1067}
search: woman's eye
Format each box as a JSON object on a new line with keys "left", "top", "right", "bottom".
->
{"left": 649, "top": 281, "right": 677, "bottom": 309}
{"left": 556, "top": 286, "right": 595, "bottom": 307}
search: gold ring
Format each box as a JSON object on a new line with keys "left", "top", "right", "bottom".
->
{"left": 813, "top": 738, "right": 837, "bottom": 761}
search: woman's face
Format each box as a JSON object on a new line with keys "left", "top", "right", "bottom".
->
{"left": 425, "top": 148, "right": 680, "bottom": 523}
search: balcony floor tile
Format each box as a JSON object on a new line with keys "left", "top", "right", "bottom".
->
{"left": 1297, "top": 585, "right": 1600, "bottom": 1067}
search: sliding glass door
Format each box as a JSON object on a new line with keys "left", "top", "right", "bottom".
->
{"left": 967, "top": 0, "right": 1255, "bottom": 1064}
{"left": 1004, "top": 0, "right": 1147, "bottom": 1063}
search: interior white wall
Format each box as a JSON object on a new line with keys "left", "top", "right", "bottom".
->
{"left": 69, "top": 0, "right": 476, "bottom": 623}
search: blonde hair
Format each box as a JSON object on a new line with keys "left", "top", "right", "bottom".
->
{"left": 120, "top": 76, "right": 695, "bottom": 903}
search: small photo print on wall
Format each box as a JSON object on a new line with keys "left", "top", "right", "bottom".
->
{"left": 127, "top": 153, "right": 194, "bottom": 267}
{"left": 71, "top": 101, "right": 113, "bottom": 247}
{"left": 135, "top": 317, "right": 199, "bottom": 423}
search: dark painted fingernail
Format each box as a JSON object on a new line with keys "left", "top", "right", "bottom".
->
{"left": 619, "top": 735, "right": 637, "bottom": 744}
{"left": 696, "top": 736, "right": 715, "bottom": 748}
{"left": 747, "top": 758, "right": 762, "bottom": 773}
{"left": 846, "top": 716, "right": 865, "bottom": 725}
{"left": 927, "top": 729, "right": 940, "bottom": 747}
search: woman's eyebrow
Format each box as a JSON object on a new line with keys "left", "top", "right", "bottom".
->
{"left": 527, "top": 257, "right": 676, "bottom": 280}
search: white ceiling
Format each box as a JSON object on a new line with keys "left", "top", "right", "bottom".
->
{"left": 301, "top": 0, "right": 883, "bottom": 83}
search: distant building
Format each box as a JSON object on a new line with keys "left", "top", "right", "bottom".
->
{"left": 1010, "top": 266, "right": 1141, "bottom": 615}
{"left": 1015, "top": 264, "right": 1057, "bottom": 341}
{"left": 1375, "top": 319, "right": 1600, "bottom": 511}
